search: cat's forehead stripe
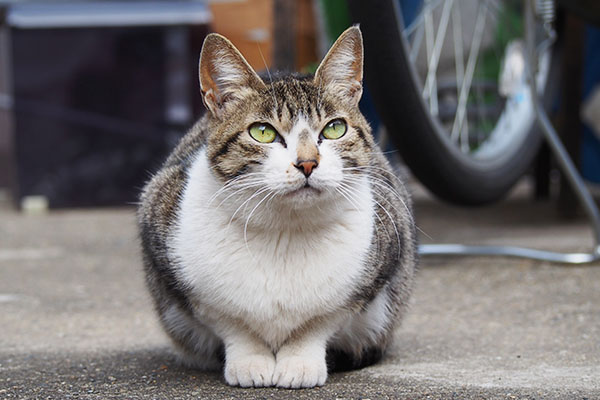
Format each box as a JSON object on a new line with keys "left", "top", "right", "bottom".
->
{"left": 258, "top": 78, "right": 336, "bottom": 124}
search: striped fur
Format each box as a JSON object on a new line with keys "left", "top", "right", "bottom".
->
{"left": 138, "top": 27, "right": 417, "bottom": 388}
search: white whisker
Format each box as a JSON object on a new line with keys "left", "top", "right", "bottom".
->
{"left": 226, "top": 187, "right": 271, "bottom": 233}
{"left": 206, "top": 173, "right": 266, "bottom": 206}
{"left": 243, "top": 191, "right": 275, "bottom": 259}
{"left": 214, "top": 180, "right": 267, "bottom": 209}
{"left": 342, "top": 172, "right": 429, "bottom": 240}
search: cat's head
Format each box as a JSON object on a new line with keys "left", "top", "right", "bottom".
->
{"left": 199, "top": 27, "right": 375, "bottom": 209}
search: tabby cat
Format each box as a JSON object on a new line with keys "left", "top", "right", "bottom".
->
{"left": 138, "top": 26, "right": 417, "bottom": 388}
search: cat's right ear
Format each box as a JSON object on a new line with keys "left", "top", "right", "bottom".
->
{"left": 199, "top": 33, "right": 266, "bottom": 119}
{"left": 314, "top": 26, "right": 363, "bottom": 106}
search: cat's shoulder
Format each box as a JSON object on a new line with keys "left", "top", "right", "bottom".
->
{"left": 139, "top": 162, "right": 187, "bottom": 228}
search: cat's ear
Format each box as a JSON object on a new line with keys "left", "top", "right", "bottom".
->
{"left": 314, "top": 26, "right": 363, "bottom": 105}
{"left": 199, "top": 33, "right": 266, "bottom": 118}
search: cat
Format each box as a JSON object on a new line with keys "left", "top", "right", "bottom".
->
{"left": 137, "top": 26, "right": 417, "bottom": 389}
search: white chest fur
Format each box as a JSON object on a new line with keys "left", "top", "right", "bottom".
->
{"left": 170, "top": 150, "right": 374, "bottom": 346}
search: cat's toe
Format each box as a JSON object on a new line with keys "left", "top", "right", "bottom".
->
{"left": 224, "top": 354, "right": 276, "bottom": 387}
{"left": 273, "top": 355, "right": 327, "bottom": 388}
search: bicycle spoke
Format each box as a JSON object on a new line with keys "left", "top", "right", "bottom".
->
{"left": 409, "top": 23, "right": 424, "bottom": 63}
{"left": 452, "top": 2, "right": 466, "bottom": 139}
{"left": 451, "top": 1, "right": 488, "bottom": 150}
{"left": 422, "top": 0, "right": 437, "bottom": 116}
{"left": 422, "top": 0, "right": 454, "bottom": 117}
{"left": 403, "top": 0, "right": 445, "bottom": 37}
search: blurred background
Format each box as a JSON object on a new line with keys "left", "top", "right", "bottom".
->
{"left": 0, "top": 0, "right": 599, "bottom": 211}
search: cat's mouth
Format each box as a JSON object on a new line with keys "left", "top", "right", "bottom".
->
{"left": 285, "top": 184, "right": 321, "bottom": 197}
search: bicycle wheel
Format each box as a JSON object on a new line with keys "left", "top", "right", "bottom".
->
{"left": 349, "top": 0, "right": 557, "bottom": 205}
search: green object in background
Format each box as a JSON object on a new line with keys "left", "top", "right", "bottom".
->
{"left": 320, "top": 0, "right": 351, "bottom": 42}
{"left": 302, "top": 0, "right": 351, "bottom": 74}
{"left": 476, "top": 0, "right": 523, "bottom": 81}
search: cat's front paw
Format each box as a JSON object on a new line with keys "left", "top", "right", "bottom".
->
{"left": 224, "top": 354, "right": 276, "bottom": 387}
{"left": 273, "top": 355, "right": 327, "bottom": 388}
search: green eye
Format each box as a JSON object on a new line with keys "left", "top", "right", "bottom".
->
{"left": 321, "top": 119, "right": 347, "bottom": 140}
{"left": 249, "top": 123, "right": 277, "bottom": 143}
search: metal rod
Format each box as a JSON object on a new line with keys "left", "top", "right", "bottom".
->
{"left": 420, "top": 244, "right": 598, "bottom": 264}
{"left": 525, "top": 2, "right": 600, "bottom": 247}
{"left": 420, "top": 0, "right": 600, "bottom": 264}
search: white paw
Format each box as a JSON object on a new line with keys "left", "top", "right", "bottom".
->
{"left": 273, "top": 355, "right": 327, "bottom": 388}
{"left": 224, "top": 354, "right": 276, "bottom": 387}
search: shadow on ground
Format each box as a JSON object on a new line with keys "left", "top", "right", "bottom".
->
{"left": 4, "top": 347, "right": 596, "bottom": 399}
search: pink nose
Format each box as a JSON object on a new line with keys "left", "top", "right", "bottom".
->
{"left": 295, "top": 159, "right": 318, "bottom": 177}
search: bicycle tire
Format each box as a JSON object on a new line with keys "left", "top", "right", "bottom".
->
{"left": 349, "top": 0, "right": 557, "bottom": 206}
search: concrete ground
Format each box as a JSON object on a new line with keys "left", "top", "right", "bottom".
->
{"left": 1, "top": 183, "right": 599, "bottom": 399}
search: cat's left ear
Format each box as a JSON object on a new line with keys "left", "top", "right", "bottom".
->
{"left": 199, "top": 33, "right": 266, "bottom": 119}
{"left": 314, "top": 26, "right": 363, "bottom": 105}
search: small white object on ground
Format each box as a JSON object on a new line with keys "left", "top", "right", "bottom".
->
{"left": 20, "top": 195, "right": 49, "bottom": 215}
